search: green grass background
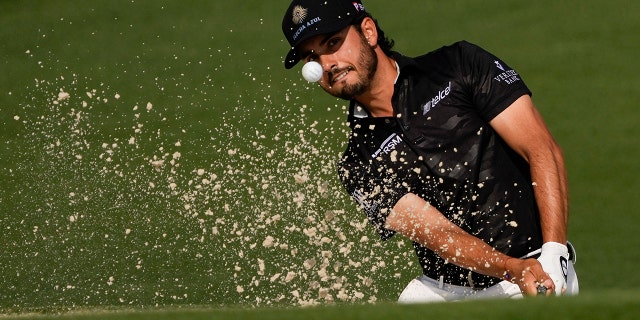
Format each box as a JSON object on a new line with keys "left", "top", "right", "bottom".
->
{"left": 1, "top": 0, "right": 638, "bottom": 319}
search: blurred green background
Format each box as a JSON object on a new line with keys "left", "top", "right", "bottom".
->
{"left": 1, "top": 0, "right": 638, "bottom": 314}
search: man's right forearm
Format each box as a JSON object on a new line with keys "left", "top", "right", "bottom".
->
{"left": 386, "top": 193, "right": 553, "bottom": 295}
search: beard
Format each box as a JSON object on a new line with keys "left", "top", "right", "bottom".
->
{"left": 330, "top": 34, "right": 378, "bottom": 100}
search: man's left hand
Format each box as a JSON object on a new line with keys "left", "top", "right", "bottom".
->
{"left": 537, "top": 242, "right": 570, "bottom": 295}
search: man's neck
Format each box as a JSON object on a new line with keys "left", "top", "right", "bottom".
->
{"left": 354, "top": 54, "right": 397, "bottom": 117}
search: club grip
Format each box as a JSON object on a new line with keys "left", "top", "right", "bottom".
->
{"left": 537, "top": 285, "right": 547, "bottom": 295}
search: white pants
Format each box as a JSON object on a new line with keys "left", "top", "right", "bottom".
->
{"left": 398, "top": 257, "right": 579, "bottom": 303}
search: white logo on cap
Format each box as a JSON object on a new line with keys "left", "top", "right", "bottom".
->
{"left": 292, "top": 5, "right": 308, "bottom": 25}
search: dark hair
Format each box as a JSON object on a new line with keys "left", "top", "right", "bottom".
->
{"left": 352, "top": 13, "right": 395, "bottom": 56}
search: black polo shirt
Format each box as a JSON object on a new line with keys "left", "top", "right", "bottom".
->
{"left": 338, "top": 41, "right": 543, "bottom": 288}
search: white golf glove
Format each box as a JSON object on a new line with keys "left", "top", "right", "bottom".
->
{"left": 537, "top": 242, "right": 570, "bottom": 295}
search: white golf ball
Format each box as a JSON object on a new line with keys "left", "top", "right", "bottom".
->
{"left": 301, "top": 61, "right": 323, "bottom": 82}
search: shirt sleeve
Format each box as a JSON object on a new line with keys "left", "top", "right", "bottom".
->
{"left": 337, "top": 154, "right": 404, "bottom": 241}
{"left": 457, "top": 41, "right": 532, "bottom": 121}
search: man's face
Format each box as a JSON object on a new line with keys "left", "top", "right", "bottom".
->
{"left": 297, "top": 25, "right": 377, "bottom": 100}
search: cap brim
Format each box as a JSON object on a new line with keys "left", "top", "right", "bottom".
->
{"left": 284, "top": 47, "right": 299, "bottom": 69}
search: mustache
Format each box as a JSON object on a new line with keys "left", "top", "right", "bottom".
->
{"left": 328, "top": 66, "right": 353, "bottom": 84}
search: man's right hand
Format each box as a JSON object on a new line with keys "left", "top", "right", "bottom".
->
{"left": 506, "top": 258, "right": 555, "bottom": 296}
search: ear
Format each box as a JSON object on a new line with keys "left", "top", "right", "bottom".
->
{"left": 360, "top": 17, "right": 378, "bottom": 47}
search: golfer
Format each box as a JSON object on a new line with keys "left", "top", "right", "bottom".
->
{"left": 281, "top": 0, "right": 578, "bottom": 302}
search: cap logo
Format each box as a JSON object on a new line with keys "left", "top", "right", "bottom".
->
{"left": 292, "top": 5, "right": 308, "bottom": 25}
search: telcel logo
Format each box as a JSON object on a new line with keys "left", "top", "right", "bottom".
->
{"left": 422, "top": 81, "right": 452, "bottom": 115}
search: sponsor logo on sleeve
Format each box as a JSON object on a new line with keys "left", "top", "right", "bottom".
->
{"left": 352, "top": 188, "right": 379, "bottom": 216}
{"left": 493, "top": 61, "right": 521, "bottom": 85}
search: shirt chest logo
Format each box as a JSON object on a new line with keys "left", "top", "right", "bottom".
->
{"left": 422, "top": 81, "right": 452, "bottom": 115}
{"left": 372, "top": 133, "right": 403, "bottom": 159}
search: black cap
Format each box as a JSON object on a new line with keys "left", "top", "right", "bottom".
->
{"left": 282, "top": 0, "right": 366, "bottom": 69}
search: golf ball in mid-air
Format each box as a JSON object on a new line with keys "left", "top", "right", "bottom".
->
{"left": 301, "top": 61, "right": 323, "bottom": 82}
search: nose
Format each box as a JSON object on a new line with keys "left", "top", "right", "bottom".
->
{"left": 318, "top": 54, "right": 338, "bottom": 72}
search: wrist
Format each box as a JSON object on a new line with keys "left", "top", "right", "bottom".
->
{"left": 502, "top": 257, "right": 516, "bottom": 282}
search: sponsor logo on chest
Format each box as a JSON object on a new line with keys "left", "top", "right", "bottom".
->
{"left": 422, "top": 81, "right": 452, "bottom": 115}
{"left": 372, "top": 133, "right": 403, "bottom": 158}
